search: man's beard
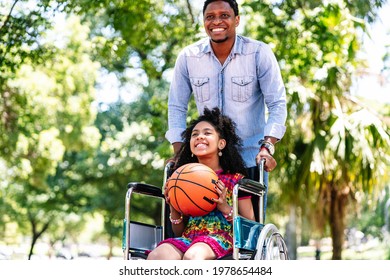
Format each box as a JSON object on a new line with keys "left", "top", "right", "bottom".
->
{"left": 211, "top": 37, "right": 229, "bottom": 43}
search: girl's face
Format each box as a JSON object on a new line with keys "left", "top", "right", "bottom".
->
{"left": 190, "top": 121, "right": 226, "bottom": 158}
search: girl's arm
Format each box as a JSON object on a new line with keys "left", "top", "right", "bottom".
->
{"left": 169, "top": 206, "right": 187, "bottom": 236}
{"left": 164, "top": 181, "right": 186, "bottom": 236}
{"left": 238, "top": 198, "right": 256, "bottom": 221}
{"left": 214, "top": 179, "right": 256, "bottom": 222}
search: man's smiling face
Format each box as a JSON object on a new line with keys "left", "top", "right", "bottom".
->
{"left": 203, "top": 1, "right": 239, "bottom": 44}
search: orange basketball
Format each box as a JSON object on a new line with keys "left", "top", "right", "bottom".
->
{"left": 167, "top": 163, "right": 219, "bottom": 217}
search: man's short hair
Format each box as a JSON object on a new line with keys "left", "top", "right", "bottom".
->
{"left": 203, "top": 0, "right": 239, "bottom": 16}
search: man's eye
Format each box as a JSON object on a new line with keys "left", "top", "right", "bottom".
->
{"left": 221, "top": 14, "right": 230, "bottom": 19}
{"left": 206, "top": 15, "right": 214, "bottom": 20}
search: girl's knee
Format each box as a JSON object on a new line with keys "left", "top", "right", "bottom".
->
{"left": 183, "top": 244, "right": 216, "bottom": 260}
{"left": 147, "top": 244, "right": 183, "bottom": 260}
{"left": 146, "top": 249, "right": 160, "bottom": 260}
{"left": 182, "top": 250, "right": 199, "bottom": 260}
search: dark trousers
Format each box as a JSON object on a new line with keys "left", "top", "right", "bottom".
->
{"left": 246, "top": 166, "right": 268, "bottom": 223}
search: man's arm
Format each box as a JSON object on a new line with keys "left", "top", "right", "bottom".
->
{"left": 172, "top": 142, "right": 182, "bottom": 156}
{"left": 256, "top": 44, "right": 287, "bottom": 171}
{"left": 165, "top": 50, "right": 192, "bottom": 151}
{"left": 257, "top": 43, "right": 287, "bottom": 142}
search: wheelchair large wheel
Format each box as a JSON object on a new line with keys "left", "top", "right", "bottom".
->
{"left": 254, "top": 224, "right": 289, "bottom": 260}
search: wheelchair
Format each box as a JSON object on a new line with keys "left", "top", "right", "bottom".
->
{"left": 122, "top": 159, "right": 288, "bottom": 260}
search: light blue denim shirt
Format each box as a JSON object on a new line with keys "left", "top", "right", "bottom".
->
{"left": 166, "top": 35, "right": 287, "bottom": 168}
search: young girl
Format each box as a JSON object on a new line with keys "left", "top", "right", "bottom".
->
{"left": 147, "top": 107, "right": 255, "bottom": 260}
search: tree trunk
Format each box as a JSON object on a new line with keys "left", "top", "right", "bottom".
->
{"left": 28, "top": 234, "right": 39, "bottom": 260}
{"left": 107, "top": 235, "right": 113, "bottom": 260}
{"left": 285, "top": 205, "right": 297, "bottom": 260}
{"left": 27, "top": 212, "right": 50, "bottom": 260}
{"left": 329, "top": 185, "right": 348, "bottom": 260}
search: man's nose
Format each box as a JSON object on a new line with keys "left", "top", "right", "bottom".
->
{"left": 213, "top": 17, "right": 222, "bottom": 24}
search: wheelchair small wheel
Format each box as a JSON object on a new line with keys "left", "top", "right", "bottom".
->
{"left": 128, "top": 251, "right": 148, "bottom": 260}
{"left": 254, "top": 224, "right": 289, "bottom": 260}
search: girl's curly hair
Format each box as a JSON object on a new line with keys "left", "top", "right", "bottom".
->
{"left": 174, "top": 107, "right": 247, "bottom": 176}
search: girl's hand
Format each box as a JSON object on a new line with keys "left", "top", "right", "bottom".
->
{"left": 213, "top": 180, "right": 231, "bottom": 214}
{"left": 164, "top": 182, "right": 182, "bottom": 217}
{"left": 163, "top": 181, "right": 171, "bottom": 205}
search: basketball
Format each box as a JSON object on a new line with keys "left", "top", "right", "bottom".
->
{"left": 167, "top": 163, "right": 219, "bottom": 217}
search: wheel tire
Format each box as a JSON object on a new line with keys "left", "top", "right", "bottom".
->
{"left": 254, "top": 224, "right": 289, "bottom": 260}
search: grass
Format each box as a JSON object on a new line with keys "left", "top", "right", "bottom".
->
{"left": 297, "top": 242, "right": 390, "bottom": 260}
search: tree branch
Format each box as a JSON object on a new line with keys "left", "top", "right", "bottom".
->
{"left": 0, "top": 0, "right": 20, "bottom": 32}
{"left": 186, "top": 0, "right": 195, "bottom": 24}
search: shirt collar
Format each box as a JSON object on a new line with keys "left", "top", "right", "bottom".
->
{"left": 201, "top": 35, "right": 243, "bottom": 55}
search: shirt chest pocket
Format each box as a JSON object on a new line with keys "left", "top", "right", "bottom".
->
{"left": 231, "top": 76, "right": 255, "bottom": 102}
{"left": 190, "top": 77, "right": 210, "bottom": 103}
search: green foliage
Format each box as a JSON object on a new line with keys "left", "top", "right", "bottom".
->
{"left": 0, "top": 0, "right": 55, "bottom": 83}
{"left": 243, "top": 0, "right": 389, "bottom": 259}
{"left": 63, "top": 0, "right": 200, "bottom": 80}
{"left": 1, "top": 10, "right": 100, "bottom": 257}
{"left": 349, "top": 185, "right": 390, "bottom": 239}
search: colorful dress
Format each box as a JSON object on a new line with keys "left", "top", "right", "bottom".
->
{"left": 158, "top": 170, "right": 248, "bottom": 258}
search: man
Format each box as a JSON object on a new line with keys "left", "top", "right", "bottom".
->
{"left": 166, "top": 0, "right": 287, "bottom": 182}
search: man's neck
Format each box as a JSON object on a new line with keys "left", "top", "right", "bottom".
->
{"left": 210, "top": 37, "right": 236, "bottom": 65}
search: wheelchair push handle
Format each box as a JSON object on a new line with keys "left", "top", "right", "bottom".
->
{"left": 258, "top": 158, "right": 266, "bottom": 185}
{"left": 163, "top": 161, "right": 175, "bottom": 185}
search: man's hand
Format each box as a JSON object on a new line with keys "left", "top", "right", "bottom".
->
{"left": 256, "top": 148, "right": 277, "bottom": 172}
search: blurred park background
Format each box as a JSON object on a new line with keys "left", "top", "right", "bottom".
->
{"left": 1, "top": 0, "right": 389, "bottom": 260}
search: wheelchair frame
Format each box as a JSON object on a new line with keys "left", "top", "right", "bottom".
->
{"left": 123, "top": 160, "right": 288, "bottom": 260}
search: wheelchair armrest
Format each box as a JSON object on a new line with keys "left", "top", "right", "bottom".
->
{"left": 237, "top": 178, "right": 266, "bottom": 197}
{"left": 127, "top": 182, "right": 164, "bottom": 199}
